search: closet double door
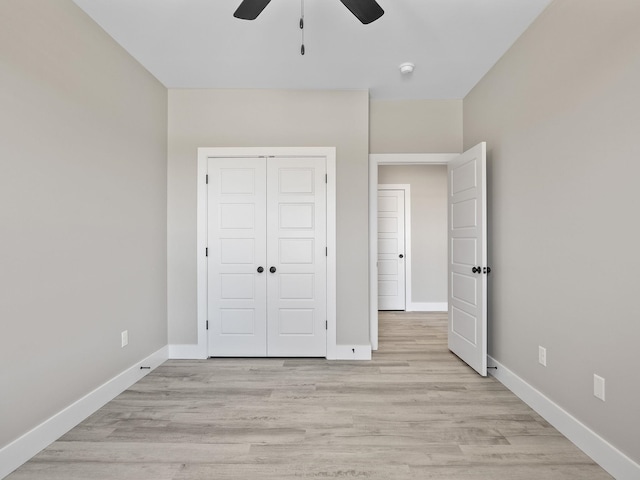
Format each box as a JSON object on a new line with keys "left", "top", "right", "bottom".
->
{"left": 207, "top": 156, "right": 327, "bottom": 357}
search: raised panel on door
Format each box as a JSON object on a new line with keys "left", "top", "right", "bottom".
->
{"left": 448, "top": 142, "right": 487, "bottom": 376}
{"left": 377, "top": 189, "right": 406, "bottom": 310}
{"left": 208, "top": 157, "right": 267, "bottom": 356}
{"left": 266, "top": 158, "right": 327, "bottom": 357}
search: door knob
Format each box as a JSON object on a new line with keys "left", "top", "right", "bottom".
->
{"left": 483, "top": 266, "right": 491, "bottom": 274}
{"left": 399, "top": 254, "right": 404, "bottom": 258}
{"left": 269, "top": 266, "right": 277, "bottom": 273}
{"left": 257, "top": 266, "right": 264, "bottom": 273}
{"left": 472, "top": 266, "right": 481, "bottom": 274}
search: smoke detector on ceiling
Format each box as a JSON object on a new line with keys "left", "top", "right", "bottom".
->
{"left": 399, "top": 62, "right": 415, "bottom": 75}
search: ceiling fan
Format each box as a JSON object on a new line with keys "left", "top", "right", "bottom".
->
{"left": 234, "top": 0, "right": 384, "bottom": 25}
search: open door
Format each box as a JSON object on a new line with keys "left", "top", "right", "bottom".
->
{"left": 448, "top": 142, "right": 488, "bottom": 376}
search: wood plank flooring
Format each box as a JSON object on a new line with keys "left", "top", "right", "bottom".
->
{"left": 7, "top": 312, "right": 611, "bottom": 479}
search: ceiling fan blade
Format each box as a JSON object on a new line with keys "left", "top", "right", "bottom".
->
{"left": 233, "top": 0, "right": 272, "bottom": 20}
{"left": 339, "top": 0, "right": 384, "bottom": 24}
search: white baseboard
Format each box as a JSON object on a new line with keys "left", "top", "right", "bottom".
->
{"left": 169, "top": 344, "right": 207, "bottom": 360}
{"left": 488, "top": 356, "right": 640, "bottom": 480}
{"left": 332, "top": 344, "right": 372, "bottom": 360}
{"left": 407, "top": 302, "right": 448, "bottom": 312}
{"left": 0, "top": 346, "right": 168, "bottom": 479}
{"left": 171, "top": 344, "right": 369, "bottom": 361}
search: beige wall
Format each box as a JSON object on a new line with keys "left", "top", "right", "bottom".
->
{"left": 0, "top": 0, "right": 168, "bottom": 448}
{"left": 378, "top": 166, "right": 448, "bottom": 305}
{"left": 167, "top": 89, "right": 369, "bottom": 345}
{"left": 370, "top": 99, "right": 462, "bottom": 154}
{"left": 464, "top": 0, "right": 640, "bottom": 463}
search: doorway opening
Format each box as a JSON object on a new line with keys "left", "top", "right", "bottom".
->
{"left": 369, "top": 154, "right": 456, "bottom": 350}
{"left": 370, "top": 145, "right": 489, "bottom": 377}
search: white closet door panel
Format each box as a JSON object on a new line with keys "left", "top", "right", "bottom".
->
{"left": 266, "top": 157, "right": 327, "bottom": 357}
{"left": 208, "top": 157, "right": 267, "bottom": 357}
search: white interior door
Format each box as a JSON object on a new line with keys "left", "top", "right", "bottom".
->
{"left": 377, "top": 189, "right": 406, "bottom": 311}
{"left": 266, "top": 157, "right": 327, "bottom": 357}
{"left": 448, "top": 142, "right": 488, "bottom": 376}
{"left": 208, "top": 157, "right": 267, "bottom": 356}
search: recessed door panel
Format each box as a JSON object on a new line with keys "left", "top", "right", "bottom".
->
{"left": 220, "top": 274, "right": 254, "bottom": 300}
{"left": 280, "top": 274, "right": 314, "bottom": 300}
{"left": 378, "top": 259, "right": 398, "bottom": 276}
{"left": 220, "top": 239, "right": 254, "bottom": 264}
{"left": 451, "top": 238, "right": 477, "bottom": 267}
{"left": 279, "top": 309, "right": 314, "bottom": 335}
{"left": 378, "top": 196, "right": 397, "bottom": 212}
{"left": 451, "top": 273, "right": 477, "bottom": 306}
{"left": 279, "top": 169, "right": 314, "bottom": 194}
{"left": 220, "top": 309, "right": 255, "bottom": 335}
{"left": 279, "top": 204, "right": 314, "bottom": 230}
{"left": 451, "top": 306, "right": 477, "bottom": 345}
{"left": 378, "top": 238, "right": 398, "bottom": 255}
{"left": 220, "top": 169, "right": 255, "bottom": 194}
{"left": 378, "top": 280, "right": 398, "bottom": 296}
{"left": 378, "top": 217, "right": 398, "bottom": 233}
{"left": 220, "top": 204, "right": 255, "bottom": 230}
{"left": 451, "top": 199, "right": 477, "bottom": 229}
{"left": 451, "top": 159, "right": 476, "bottom": 195}
{"left": 279, "top": 239, "right": 314, "bottom": 264}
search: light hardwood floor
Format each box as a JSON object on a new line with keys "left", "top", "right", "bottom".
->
{"left": 8, "top": 312, "right": 611, "bottom": 479}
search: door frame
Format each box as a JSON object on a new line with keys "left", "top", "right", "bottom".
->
{"left": 369, "top": 153, "right": 458, "bottom": 350}
{"left": 377, "top": 184, "right": 411, "bottom": 312}
{"left": 197, "top": 147, "right": 337, "bottom": 359}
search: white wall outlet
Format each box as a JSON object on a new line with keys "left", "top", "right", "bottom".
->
{"left": 594, "top": 374, "right": 605, "bottom": 401}
{"left": 121, "top": 330, "right": 128, "bottom": 348}
{"left": 538, "top": 346, "right": 547, "bottom": 366}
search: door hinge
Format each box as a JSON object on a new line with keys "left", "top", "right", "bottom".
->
{"left": 206, "top": 174, "right": 209, "bottom": 184}
{"left": 325, "top": 247, "right": 328, "bottom": 256}
{"left": 206, "top": 320, "right": 209, "bottom": 330}
{"left": 325, "top": 174, "right": 327, "bottom": 184}
{"left": 326, "top": 320, "right": 328, "bottom": 330}
{"left": 205, "top": 247, "right": 208, "bottom": 257}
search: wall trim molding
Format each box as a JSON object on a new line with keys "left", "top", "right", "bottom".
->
{"left": 168, "top": 344, "right": 206, "bottom": 360}
{"left": 488, "top": 356, "right": 640, "bottom": 480}
{"left": 370, "top": 153, "right": 458, "bottom": 165}
{"left": 407, "top": 302, "right": 448, "bottom": 312}
{"left": 0, "top": 346, "right": 168, "bottom": 479}
{"left": 168, "top": 343, "right": 371, "bottom": 361}
{"left": 333, "top": 344, "right": 372, "bottom": 360}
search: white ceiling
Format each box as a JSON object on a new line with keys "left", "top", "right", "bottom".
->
{"left": 72, "top": 0, "right": 552, "bottom": 100}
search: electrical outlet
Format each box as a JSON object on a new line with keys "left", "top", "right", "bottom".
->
{"left": 594, "top": 374, "right": 605, "bottom": 401}
{"left": 121, "top": 330, "right": 128, "bottom": 348}
{"left": 538, "top": 346, "right": 547, "bottom": 366}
